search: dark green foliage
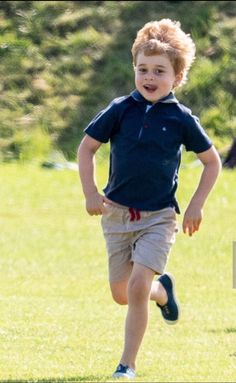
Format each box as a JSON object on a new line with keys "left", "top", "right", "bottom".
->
{"left": 0, "top": 1, "right": 235, "bottom": 161}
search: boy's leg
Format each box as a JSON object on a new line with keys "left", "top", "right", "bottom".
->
{"left": 118, "top": 262, "right": 155, "bottom": 370}
{"left": 110, "top": 278, "right": 167, "bottom": 306}
{"left": 150, "top": 279, "right": 168, "bottom": 305}
{"left": 110, "top": 279, "right": 128, "bottom": 305}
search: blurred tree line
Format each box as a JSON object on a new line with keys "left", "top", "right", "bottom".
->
{"left": 0, "top": 0, "right": 235, "bottom": 161}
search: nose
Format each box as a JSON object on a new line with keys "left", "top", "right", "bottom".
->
{"left": 145, "top": 72, "right": 154, "bottom": 81}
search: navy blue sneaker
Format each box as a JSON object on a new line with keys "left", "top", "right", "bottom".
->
{"left": 112, "top": 364, "right": 136, "bottom": 379}
{"left": 156, "top": 273, "right": 180, "bottom": 325}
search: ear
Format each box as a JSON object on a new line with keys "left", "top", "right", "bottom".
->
{"left": 173, "top": 71, "right": 184, "bottom": 88}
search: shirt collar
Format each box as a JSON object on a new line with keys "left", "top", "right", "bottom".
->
{"left": 130, "top": 89, "right": 178, "bottom": 104}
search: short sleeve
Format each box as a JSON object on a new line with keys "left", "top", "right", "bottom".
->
{"left": 182, "top": 112, "right": 212, "bottom": 153}
{"left": 84, "top": 99, "right": 120, "bottom": 143}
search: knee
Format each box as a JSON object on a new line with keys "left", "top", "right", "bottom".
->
{"left": 110, "top": 281, "right": 128, "bottom": 305}
{"left": 128, "top": 277, "right": 151, "bottom": 303}
{"left": 111, "top": 290, "right": 128, "bottom": 305}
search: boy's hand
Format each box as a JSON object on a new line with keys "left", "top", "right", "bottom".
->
{"left": 85, "top": 191, "right": 110, "bottom": 216}
{"left": 182, "top": 203, "right": 203, "bottom": 236}
{"left": 182, "top": 147, "right": 221, "bottom": 237}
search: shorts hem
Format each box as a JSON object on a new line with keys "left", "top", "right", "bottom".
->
{"left": 132, "top": 259, "right": 165, "bottom": 275}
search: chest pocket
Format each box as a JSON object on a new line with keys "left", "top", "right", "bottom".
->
{"left": 141, "top": 122, "right": 182, "bottom": 152}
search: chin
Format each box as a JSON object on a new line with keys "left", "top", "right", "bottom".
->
{"left": 146, "top": 96, "right": 158, "bottom": 103}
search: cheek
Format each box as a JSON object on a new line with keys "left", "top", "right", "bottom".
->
{"left": 160, "top": 77, "right": 174, "bottom": 88}
{"left": 135, "top": 74, "right": 142, "bottom": 86}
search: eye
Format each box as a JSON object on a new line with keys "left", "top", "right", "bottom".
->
{"left": 138, "top": 68, "right": 147, "bottom": 73}
{"left": 154, "top": 69, "right": 164, "bottom": 75}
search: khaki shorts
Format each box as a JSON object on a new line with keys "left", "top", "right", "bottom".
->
{"left": 101, "top": 204, "right": 178, "bottom": 282}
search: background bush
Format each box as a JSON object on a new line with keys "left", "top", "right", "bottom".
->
{"left": 0, "top": 0, "right": 235, "bottom": 161}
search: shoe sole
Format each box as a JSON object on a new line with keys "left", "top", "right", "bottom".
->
{"left": 162, "top": 272, "right": 180, "bottom": 325}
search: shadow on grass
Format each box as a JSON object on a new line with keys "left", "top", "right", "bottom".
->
{"left": 225, "top": 327, "right": 236, "bottom": 333}
{"left": 208, "top": 327, "right": 236, "bottom": 334}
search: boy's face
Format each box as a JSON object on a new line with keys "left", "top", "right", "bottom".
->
{"left": 134, "top": 52, "right": 182, "bottom": 103}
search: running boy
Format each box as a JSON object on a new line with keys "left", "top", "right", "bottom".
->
{"left": 78, "top": 19, "right": 221, "bottom": 379}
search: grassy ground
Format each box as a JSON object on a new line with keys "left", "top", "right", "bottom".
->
{"left": 0, "top": 162, "right": 236, "bottom": 382}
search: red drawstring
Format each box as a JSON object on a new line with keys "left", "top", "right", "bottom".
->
{"left": 136, "top": 210, "right": 141, "bottom": 220}
{"left": 129, "top": 208, "right": 135, "bottom": 221}
{"left": 129, "top": 208, "right": 141, "bottom": 222}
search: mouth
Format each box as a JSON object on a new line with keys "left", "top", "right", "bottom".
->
{"left": 143, "top": 84, "right": 157, "bottom": 93}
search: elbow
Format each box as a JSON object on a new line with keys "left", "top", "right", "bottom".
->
{"left": 77, "top": 137, "right": 87, "bottom": 163}
{"left": 77, "top": 135, "right": 101, "bottom": 165}
{"left": 211, "top": 146, "right": 222, "bottom": 175}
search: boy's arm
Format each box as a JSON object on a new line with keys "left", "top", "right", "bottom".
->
{"left": 78, "top": 134, "right": 110, "bottom": 216}
{"left": 183, "top": 145, "right": 222, "bottom": 236}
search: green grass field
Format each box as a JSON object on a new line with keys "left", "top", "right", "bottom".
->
{"left": 0, "top": 162, "right": 236, "bottom": 382}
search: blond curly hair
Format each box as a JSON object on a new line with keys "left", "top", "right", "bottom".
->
{"left": 131, "top": 19, "right": 196, "bottom": 87}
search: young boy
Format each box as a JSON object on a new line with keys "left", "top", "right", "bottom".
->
{"left": 78, "top": 19, "right": 221, "bottom": 379}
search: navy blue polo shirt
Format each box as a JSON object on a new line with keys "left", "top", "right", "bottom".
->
{"left": 84, "top": 90, "right": 212, "bottom": 213}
